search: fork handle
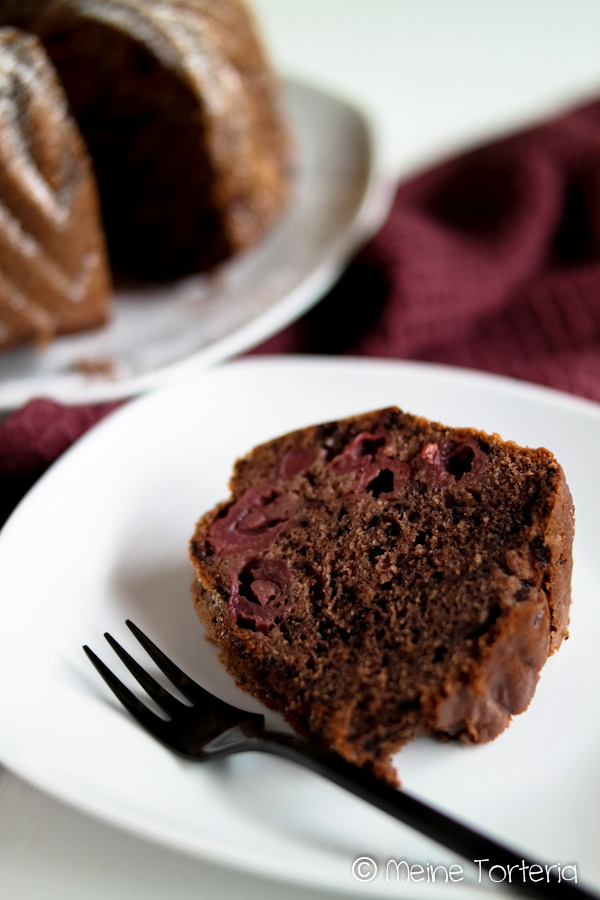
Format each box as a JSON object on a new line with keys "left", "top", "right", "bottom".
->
{"left": 248, "top": 731, "right": 595, "bottom": 900}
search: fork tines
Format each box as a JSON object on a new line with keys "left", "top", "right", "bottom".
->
{"left": 84, "top": 620, "right": 252, "bottom": 729}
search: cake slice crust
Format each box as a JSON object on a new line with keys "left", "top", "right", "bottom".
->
{"left": 189, "top": 407, "right": 574, "bottom": 784}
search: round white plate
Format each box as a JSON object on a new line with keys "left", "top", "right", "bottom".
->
{"left": 0, "top": 83, "right": 390, "bottom": 411}
{"left": 0, "top": 357, "right": 598, "bottom": 898}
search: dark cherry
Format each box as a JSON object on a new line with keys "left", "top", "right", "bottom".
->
{"left": 420, "top": 437, "right": 487, "bottom": 487}
{"left": 361, "top": 450, "right": 411, "bottom": 498}
{"left": 278, "top": 445, "right": 320, "bottom": 480}
{"left": 229, "top": 558, "right": 291, "bottom": 633}
{"left": 329, "top": 432, "right": 386, "bottom": 474}
{"left": 330, "top": 432, "right": 411, "bottom": 498}
{"left": 209, "top": 484, "right": 298, "bottom": 554}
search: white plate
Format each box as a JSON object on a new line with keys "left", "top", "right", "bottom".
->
{"left": 0, "top": 357, "right": 598, "bottom": 898}
{"left": 0, "top": 83, "right": 390, "bottom": 411}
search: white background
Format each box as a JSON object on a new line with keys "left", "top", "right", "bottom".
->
{"left": 3, "top": 2, "right": 600, "bottom": 898}
{"left": 255, "top": 0, "right": 600, "bottom": 178}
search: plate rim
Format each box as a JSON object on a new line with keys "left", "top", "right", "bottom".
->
{"left": 0, "top": 80, "right": 393, "bottom": 413}
{"left": 0, "top": 355, "right": 598, "bottom": 897}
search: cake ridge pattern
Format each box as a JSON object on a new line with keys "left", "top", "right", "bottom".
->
{"left": 0, "top": 0, "right": 291, "bottom": 280}
{"left": 0, "top": 26, "right": 110, "bottom": 349}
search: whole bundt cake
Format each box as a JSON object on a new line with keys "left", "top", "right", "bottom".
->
{"left": 0, "top": 27, "right": 110, "bottom": 350}
{"left": 189, "top": 407, "right": 574, "bottom": 785}
{"left": 0, "top": 0, "right": 291, "bottom": 280}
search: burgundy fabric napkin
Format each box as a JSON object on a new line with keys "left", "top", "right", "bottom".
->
{"left": 256, "top": 97, "right": 600, "bottom": 402}
{"left": 3, "top": 96, "right": 600, "bottom": 524}
{"left": 0, "top": 400, "right": 118, "bottom": 525}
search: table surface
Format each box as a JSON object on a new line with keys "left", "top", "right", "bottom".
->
{"left": 4, "top": 2, "right": 600, "bottom": 898}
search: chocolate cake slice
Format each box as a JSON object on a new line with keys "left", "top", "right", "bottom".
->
{"left": 189, "top": 407, "right": 574, "bottom": 785}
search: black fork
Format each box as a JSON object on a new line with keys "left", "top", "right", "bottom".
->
{"left": 84, "top": 621, "right": 596, "bottom": 900}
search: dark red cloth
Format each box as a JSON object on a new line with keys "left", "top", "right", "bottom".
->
{"left": 0, "top": 399, "right": 119, "bottom": 477}
{"left": 4, "top": 97, "right": 600, "bottom": 524}
{"left": 0, "top": 399, "right": 118, "bottom": 525}
{"left": 255, "top": 98, "right": 600, "bottom": 403}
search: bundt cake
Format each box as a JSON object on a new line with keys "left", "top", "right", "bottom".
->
{"left": 0, "top": 0, "right": 291, "bottom": 280}
{"left": 0, "top": 27, "right": 110, "bottom": 351}
{"left": 189, "top": 407, "right": 574, "bottom": 785}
